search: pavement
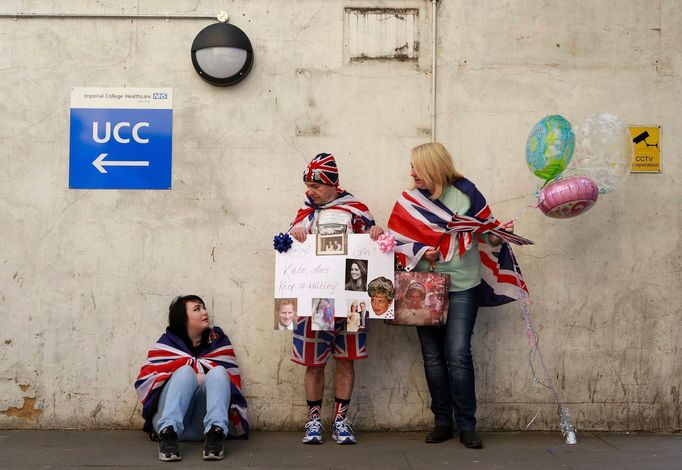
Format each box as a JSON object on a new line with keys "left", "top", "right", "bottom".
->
{"left": 0, "top": 430, "right": 681, "bottom": 469}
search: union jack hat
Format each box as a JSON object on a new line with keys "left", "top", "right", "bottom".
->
{"left": 303, "top": 153, "right": 339, "bottom": 186}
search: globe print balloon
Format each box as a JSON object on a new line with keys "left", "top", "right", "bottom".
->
{"left": 525, "top": 115, "right": 575, "bottom": 181}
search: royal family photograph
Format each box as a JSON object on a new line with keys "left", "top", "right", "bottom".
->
{"left": 274, "top": 298, "right": 297, "bottom": 331}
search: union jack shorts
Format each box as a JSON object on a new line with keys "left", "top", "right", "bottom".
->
{"left": 291, "top": 316, "right": 368, "bottom": 367}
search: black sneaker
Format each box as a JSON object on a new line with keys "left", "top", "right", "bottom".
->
{"left": 203, "top": 425, "right": 225, "bottom": 460}
{"left": 158, "top": 426, "right": 182, "bottom": 461}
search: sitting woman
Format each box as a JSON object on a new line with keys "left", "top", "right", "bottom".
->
{"left": 135, "top": 295, "right": 249, "bottom": 462}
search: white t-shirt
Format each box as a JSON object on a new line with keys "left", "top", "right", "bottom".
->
{"left": 314, "top": 209, "right": 353, "bottom": 235}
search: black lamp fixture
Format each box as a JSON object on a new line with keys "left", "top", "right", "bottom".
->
{"left": 191, "top": 12, "right": 254, "bottom": 86}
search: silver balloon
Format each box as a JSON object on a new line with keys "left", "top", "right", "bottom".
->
{"left": 569, "top": 112, "right": 633, "bottom": 194}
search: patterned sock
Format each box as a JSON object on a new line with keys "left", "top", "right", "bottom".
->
{"left": 307, "top": 400, "right": 322, "bottom": 422}
{"left": 334, "top": 398, "right": 350, "bottom": 422}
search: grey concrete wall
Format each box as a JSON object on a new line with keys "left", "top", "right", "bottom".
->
{"left": 1, "top": 0, "right": 680, "bottom": 432}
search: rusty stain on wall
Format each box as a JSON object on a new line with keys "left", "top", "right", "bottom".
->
{"left": 344, "top": 8, "right": 419, "bottom": 63}
{"left": 0, "top": 397, "right": 43, "bottom": 419}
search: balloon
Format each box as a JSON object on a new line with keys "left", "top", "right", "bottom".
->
{"left": 525, "top": 115, "right": 575, "bottom": 182}
{"left": 538, "top": 176, "right": 599, "bottom": 219}
{"left": 570, "top": 112, "right": 632, "bottom": 194}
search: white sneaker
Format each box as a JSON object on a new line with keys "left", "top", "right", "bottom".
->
{"left": 302, "top": 418, "right": 324, "bottom": 444}
{"left": 332, "top": 418, "right": 357, "bottom": 445}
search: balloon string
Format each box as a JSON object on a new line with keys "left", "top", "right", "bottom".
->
{"left": 507, "top": 248, "right": 577, "bottom": 445}
{"left": 510, "top": 204, "right": 535, "bottom": 225}
{"left": 509, "top": 193, "right": 541, "bottom": 225}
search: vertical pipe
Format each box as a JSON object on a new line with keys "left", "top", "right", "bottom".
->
{"left": 431, "top": 0, "right": 438, "bottom": 142}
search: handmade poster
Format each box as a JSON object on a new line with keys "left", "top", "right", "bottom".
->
{"left": 274, "top": 234, "right": 394, "bottom": 321}
{"left": 386, "top": 271, "right": 449, "bottom": 326}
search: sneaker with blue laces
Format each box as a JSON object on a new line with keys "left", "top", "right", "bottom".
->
{"left": 332, "top": 418, "right": 357, "bottom": 445}
{"left": 302, "top": 418, "right": 324, "bottom": 444}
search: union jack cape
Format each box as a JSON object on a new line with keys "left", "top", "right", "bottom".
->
{"left": 387, "top": 178, "right": 534, "bottom": 307}
{"left": 290, "top": 189, "right": 375, "bottom": 234}
{"left": 134, "top": 326, "right": 249, "bottom": 438}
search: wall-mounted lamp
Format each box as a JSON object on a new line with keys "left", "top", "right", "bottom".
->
{"left": 191, "top": 12, "right": 254, "bottom": 86}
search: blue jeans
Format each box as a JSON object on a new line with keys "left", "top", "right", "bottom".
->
{"left": 416, "top": 287, "right": 479, "bottom": 432}
{"left": 152, "top": 365, "right": 232, "bottom": 441}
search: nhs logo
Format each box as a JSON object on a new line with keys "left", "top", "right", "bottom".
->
{"left": 153, "top": 93, "right": 168, "bottom": 100}
{"left": 69, "top": 87, "right": 173, "bottom": 190}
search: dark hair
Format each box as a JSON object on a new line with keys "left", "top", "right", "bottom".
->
{"left": 168, "top": 295, "right": 208, "bottom": 349}
{"left": 346, "top": 259, "right": 368, "bottom": 290}
{"left": 351, "top": 259, "right": 367, "bottom": 279}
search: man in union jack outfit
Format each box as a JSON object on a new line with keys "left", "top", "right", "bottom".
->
{"left": 287, "top": 153, "right": 383, "bottom": 445}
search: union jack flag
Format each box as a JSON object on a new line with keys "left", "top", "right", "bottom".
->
{"left": 134, "top": 326, "right": 249, "bottom": 438}
{"left": 387, "top": 178, "right": 534, "bottom": 307}
{"left": 290, "top": 189, "right": 375, "bottom": 234}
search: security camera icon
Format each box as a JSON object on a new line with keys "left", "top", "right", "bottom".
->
{"left": 632, "top": 131, "right": 658, "bottom": 148}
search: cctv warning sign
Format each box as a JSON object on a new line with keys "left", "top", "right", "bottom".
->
{"left": 629, "top": 126, "right": 660, "bottom": 173}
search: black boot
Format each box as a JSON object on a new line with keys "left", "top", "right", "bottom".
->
{"left": 459, "top": 430, "right": 483, "bottom": 448}
{"left": 425, "top": 425, "right": 453, "bottom": 443}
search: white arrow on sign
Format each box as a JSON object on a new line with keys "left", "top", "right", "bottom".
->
{"left": 92, "top": 153, "right": 150, "bottom": 174}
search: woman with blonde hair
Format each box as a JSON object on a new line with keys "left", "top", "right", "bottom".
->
{"left": 409, "top": 142, "right": 465, "bottom": 199}
{"left": 387, "top": 142, "right": 528, "bottom": 450}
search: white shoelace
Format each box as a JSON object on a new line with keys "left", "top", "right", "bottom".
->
{"left": 305, "top": 419, "right": 323, "bottom": 432}
{"left": 334, "top": 418, "right": 353, "bottom": 434}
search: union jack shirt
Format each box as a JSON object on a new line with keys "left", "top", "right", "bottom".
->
{"left": 388, "top": 178, "right": 534, "bottom": 307}
{"left": 134, "top": 326, "right": 249, "bottom": 438}
{"left": 290, "top": 189, "right": 375, "bottom": 234}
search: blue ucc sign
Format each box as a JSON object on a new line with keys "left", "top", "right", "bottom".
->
{"left": 69, "top": 88, "right": 173, "bottom": 190}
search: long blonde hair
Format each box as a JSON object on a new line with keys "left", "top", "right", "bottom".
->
{"left": 411, "top": 142, "right": 464, "bottom": 199}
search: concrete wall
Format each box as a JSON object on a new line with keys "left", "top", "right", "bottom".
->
{"left": 1, "top": 0, "right": 680, "bottom": 432}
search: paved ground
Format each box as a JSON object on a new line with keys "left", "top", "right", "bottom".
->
{"left": 0, "top": 430, "right": 681, "bottom": 469}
